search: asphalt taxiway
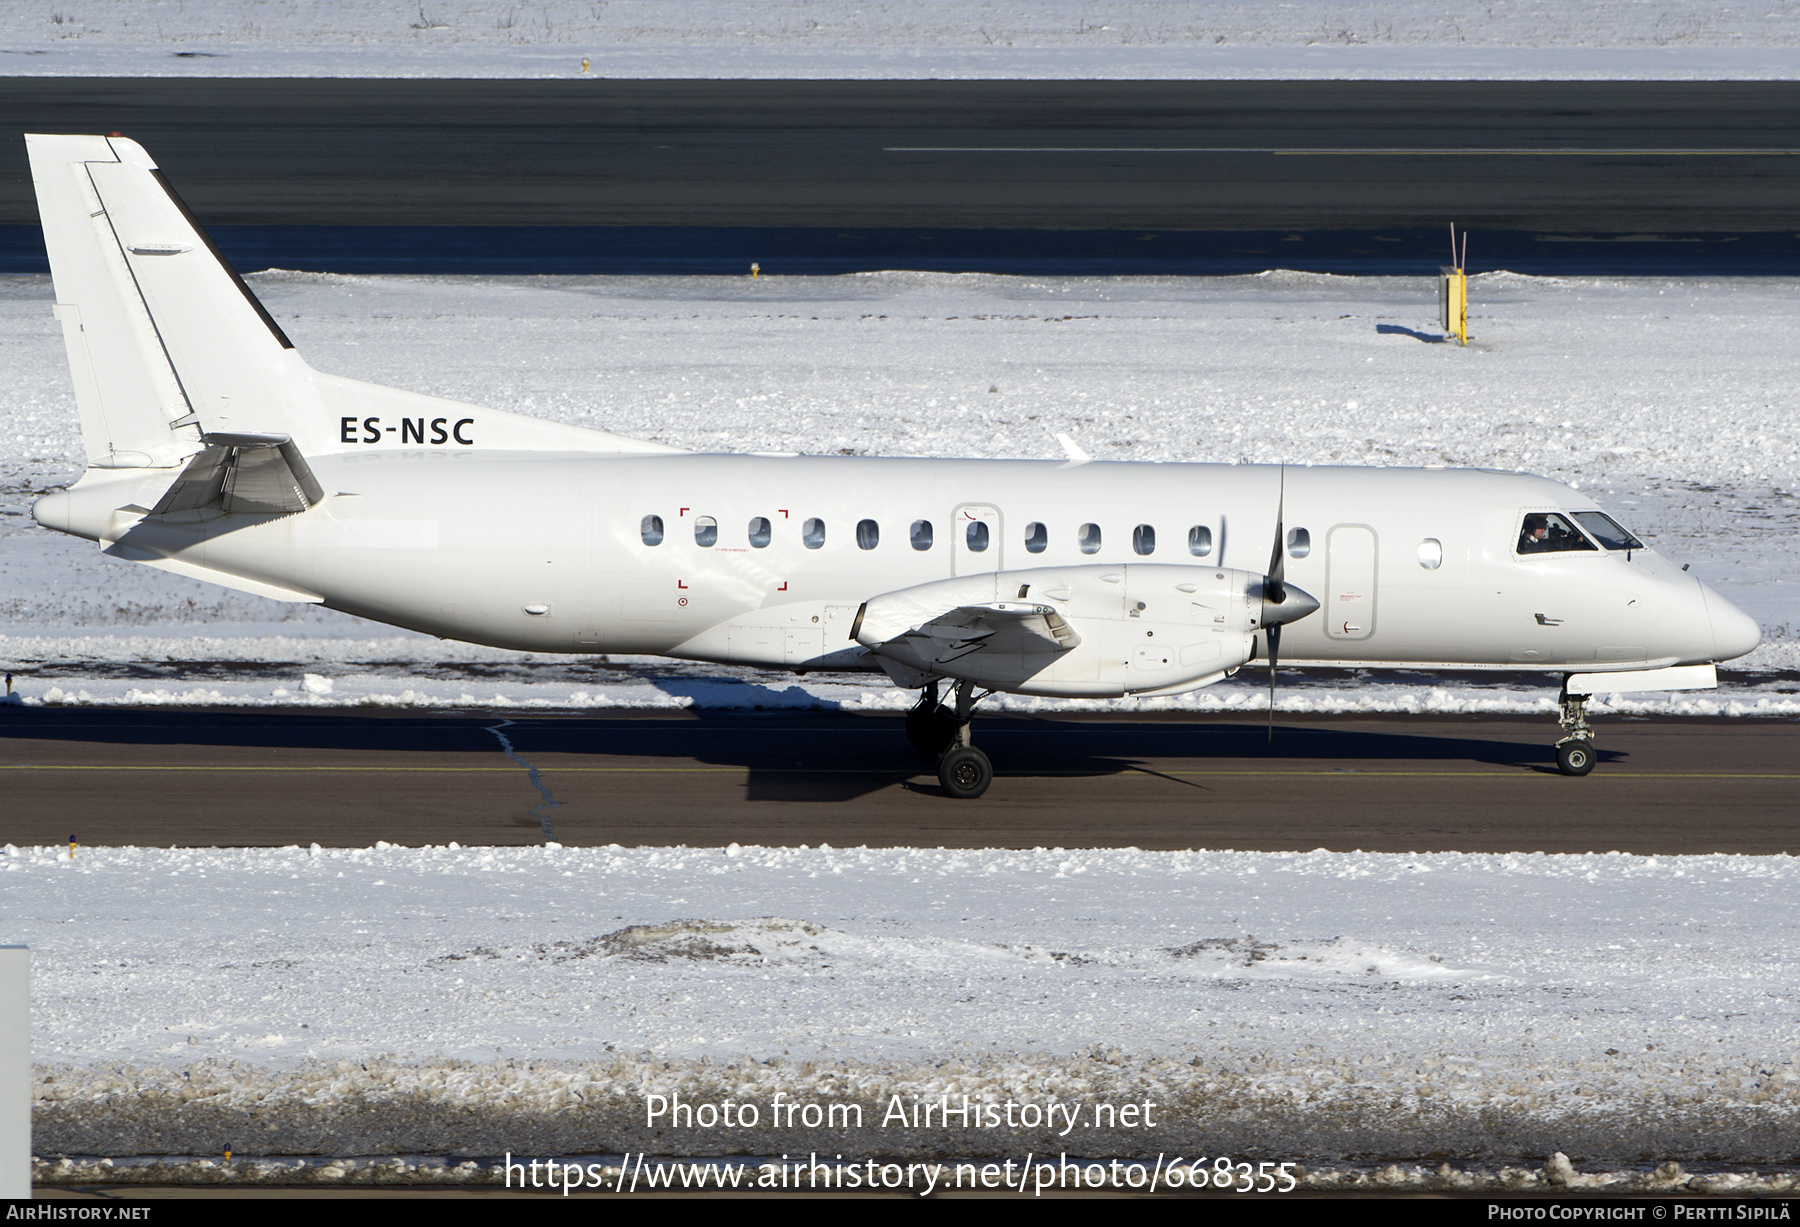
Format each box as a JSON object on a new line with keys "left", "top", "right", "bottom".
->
{"left": 2, "top": 709, "right": 1792, "bottom": 854}
{"left": 6, "top": 79, "right": 1800, "bottom": 230}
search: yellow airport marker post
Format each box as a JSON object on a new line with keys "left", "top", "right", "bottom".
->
{"left": 1440, "top": 224, "right": 1469, "bottom": 346}
{"left": 750, "top": 262, "right": 760, "bottom": 279}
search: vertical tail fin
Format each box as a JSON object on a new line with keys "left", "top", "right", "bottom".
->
{"left": 27, "top": 133, "right": 302, "bottom": 470}
{"left": 30, "top": 133, "right": 687, "bottom": 471}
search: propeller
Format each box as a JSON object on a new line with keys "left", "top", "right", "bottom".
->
{"left": 1265, "top": 466, "right": 1285, "bottom": 741}
{"left": 1258, "top": 465, "right": 1320, "bottom": 742}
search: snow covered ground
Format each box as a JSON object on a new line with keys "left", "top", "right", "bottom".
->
{"left": 7, "top": 268, "right": 1800, "bottom": 1172}
{"left": 3, "top": 268, "right": 1797, "bottom": 714}
{"left": 15, "top": 842, "right": 1800, "bottom": 1169}
{"left": 3, "top": 1, "right": 1799, "bottom": 79}
{"left": 8, "top": 3, "right": 1800, "bottom": 1183}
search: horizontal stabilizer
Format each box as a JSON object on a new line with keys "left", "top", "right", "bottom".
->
{"left": 151, "top": 433, "right": 324, "bottom": 517}
{"left": 101, "top": 542, "right": 322, "bottom": 604}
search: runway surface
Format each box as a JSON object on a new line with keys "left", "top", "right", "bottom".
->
{"left": 3, "top": 709, "right": 1793, "bottom": 854}
{"left": 6, "top": 79, "right": 1800, "bottom": 230}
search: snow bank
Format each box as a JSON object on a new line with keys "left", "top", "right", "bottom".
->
{"left": 14, "top": 843, "right": 1800, "bottom": 1162}
{"left": 4, "top": 2, "right": 1799, "bottom": 79}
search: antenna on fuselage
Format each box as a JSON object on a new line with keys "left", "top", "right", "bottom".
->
{"left": 1054, "top": 432, "right": 1091, "bottom": 467}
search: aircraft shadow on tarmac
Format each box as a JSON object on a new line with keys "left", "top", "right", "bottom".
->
{"left": 0, "top": 709, "right": 1598, "bottom": 803}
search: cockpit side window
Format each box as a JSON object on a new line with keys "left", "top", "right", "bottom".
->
{"left": 1571, "top": 512, "right": 1645, "bottom": 551}
{"left": 1516, "top": 512, "right": 1598, "bottom": 555}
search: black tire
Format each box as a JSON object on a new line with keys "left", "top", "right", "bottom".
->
{"left": 1557, "top": 739, "right": 1596, "bottom": 777}
{"left": 906, "top": 703, "right": 960, "bottom": 756}
{"left": 937, "top": 746, "right": 993, "bottom": 799}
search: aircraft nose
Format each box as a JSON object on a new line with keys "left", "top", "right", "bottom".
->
{"left": 1702, "top": 585, "right": 1761, "bottom": 662}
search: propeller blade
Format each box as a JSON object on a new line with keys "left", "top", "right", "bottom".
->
{"left": 1266, "top": 464, "right": 1286, "bottom": 605}
{"left": 1267, "top": 621, "right": 1281, "bottom": 743}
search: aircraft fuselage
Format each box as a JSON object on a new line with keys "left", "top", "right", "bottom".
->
{"left": 38, "top": 452, "right": 1755, "bottom": 678}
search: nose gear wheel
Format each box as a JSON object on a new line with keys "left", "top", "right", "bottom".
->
{"left": 1556, "top": 739, "right": 1596, "bottom": 776}
{"left": 1555, "top": 679, "right": 1598, "bottom": 777}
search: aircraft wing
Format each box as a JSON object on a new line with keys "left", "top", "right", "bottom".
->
{"left": 853, "top": 563, "right": 1283, "bottom": 697}
{"left": 885, "top": 601, "right": 1082, "bottom": 668}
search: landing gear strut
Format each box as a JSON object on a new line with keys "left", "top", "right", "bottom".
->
{"left": 1555, "top": 678, "right": 1596, "bottom": 777}
{"left": 911, "top": 679, "right": 993, "bottom": 798}
{"left": 905, "top": 680, "right": 960, "bottom": 756}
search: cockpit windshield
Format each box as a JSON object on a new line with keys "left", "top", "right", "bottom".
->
{"left": 1516, "top": 512, "right": 1598, "bottom": 555}
{"left": 1571, "top": 511, "right": 1645, "bottom": 551}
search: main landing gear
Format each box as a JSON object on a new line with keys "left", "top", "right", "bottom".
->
{"left": 1555, "top": 678, "right": 1596, "bottom": 777}
{"left": 907, "top": 679, "right": 993, "bottom": 798}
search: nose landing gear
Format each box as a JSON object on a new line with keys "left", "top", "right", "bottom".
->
{"left": 1555, "top": 679, "right": 1596, "bottom": 777}
{"left": 907, "top": 679, "right": 993, "bottom": 798}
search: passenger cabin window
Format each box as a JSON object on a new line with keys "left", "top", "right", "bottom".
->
{"left": 1188, "top": 525, "right": 1212, "bottom": 556}
{"left": 857, "top": 519, "right": 879, "bottom": 550}
{"left": 1418, "top": 538, "right": 1443, "bottom": 570}
{"left": 1571, "top": 512, "right": 1645, "bottom": 551}
{"left": 640, "top": 514, "right": 664, "bottom": 546}
{"left": 748, "top": 517, "right": 771, "bottom": 548}
{"left": 1078, "top": 523, "right": 1102, "bottom": 555}
{"left": 1024, "top": 522, "right": 1048, "bottom": 554}
{"left": 1287, "top": 527, "right": 1311, "bottom": 558}
{"left": 694, "top": 516, "right": 718, "bottom": 547}
{"left": 966, "top": 521, "right": 990, "bottom": 552}
{"left": 1517, "top": 512, "right": 1597, "bottom": 555}
{"left": 1132, "top": 524, "right": 1155, "bottom": 555}
{"left": 803, "top": 517, "right": 826, "bottom": 549}
{"left": 910, "top": 520, "right": 933, "bottom": 550}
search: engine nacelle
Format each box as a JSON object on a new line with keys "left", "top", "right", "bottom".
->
{"left": 855, "top": 564, "right": 1283, "bottom": 698}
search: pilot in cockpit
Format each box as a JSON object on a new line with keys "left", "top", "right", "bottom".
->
{"left": 1517, "top": 512, "right": 1597, "bottom": 555}
{"left": 1518, "top": 514, "right": 1552, "bottom": 552}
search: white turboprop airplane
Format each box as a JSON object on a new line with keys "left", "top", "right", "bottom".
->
{"left": 24, "top": 134, "right": 1762, "bottom": 796}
